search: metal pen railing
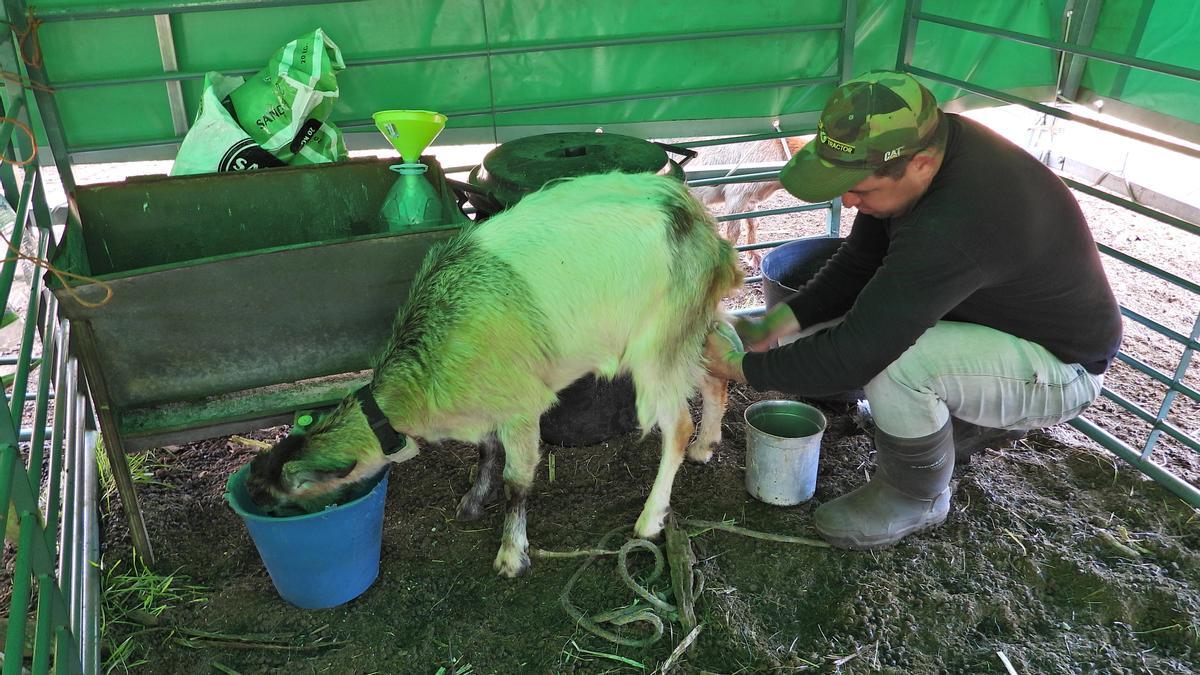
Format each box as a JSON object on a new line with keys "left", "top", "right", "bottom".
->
{"left": 0, "top": 7, "right": 96, "bottom": 674}
{"left": 898, "top": 0, "right": 1200, "bottom": 508}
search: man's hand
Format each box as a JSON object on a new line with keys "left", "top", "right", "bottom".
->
{"left": 704, "top": 323, "right": 747, "bottom": 384}
{"left": 736, "top": 304, "right": 801, "bottom": 351}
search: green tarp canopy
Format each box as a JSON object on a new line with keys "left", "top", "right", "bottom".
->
{"left": 11, "top": 0, "right": 1199, "bottom": 163}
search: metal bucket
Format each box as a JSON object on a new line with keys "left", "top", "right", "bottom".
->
{"left": 744, "top": 400, "right": 826, "bottom": 505}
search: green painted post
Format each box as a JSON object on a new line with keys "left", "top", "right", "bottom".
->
{"left": 27, "top": 289, "right": 57, "bottom": 488}
{"left": 0, "top": 168, "right": 36, "bottom": 314}
{"left": 31, "top": 574, "right": 55, "bottom": 674}
{"left": 4, "top": 510, "right": 36, "bottom": 675}
{"left": 9, "top": 233, "right": 47, "bottom": 427}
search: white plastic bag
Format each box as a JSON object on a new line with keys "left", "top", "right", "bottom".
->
{"left": 171, "top": 29, "right": 347, "bottom": 176}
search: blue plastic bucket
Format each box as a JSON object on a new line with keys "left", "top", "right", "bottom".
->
{"left": 224, "top": 464, "right": 389, "bottom": 609}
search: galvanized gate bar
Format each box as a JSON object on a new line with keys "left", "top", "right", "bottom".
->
{"left": 1096, "top": 387, "right": 1200, "bottom": 454}
{"left": 1144, "top": 313, "right": 1200, "bottom": 458}
{"left": 1062, "top": 177, "right": 1200, "bottom": 237}
{"left": 152, "top": 14, "right": 190, "bottom": 136}
{"left": 1070, "top": 416, "right": 1200, "bottom": 507}
{"left": 898, "top": 0, "right": 1200, "bottom": 506}
{"left": 1096, "top": 243, "right": 1200, "bottom": 295}
{"left": 1115, "top": 352, "right": 1200, "bottom": 402}
{"left": 1060, "top": 0, "right": 1104, "bottom": 101}
{"left": 904, "top": 65, "right": 1200, "bottom": 162}
{"left": 52, "top": 22, "right": 847, "bottom": 91}
{"left": 339, "top": 75, "right": 843, "bottom": 130}
{"left": 912, "top": 9, "right": 1200, "bottom": 83}
{"left": 1120, "top": 307, "right": 1200, "bottom": 352}
{"left": 31, "top": 0, "right": 363, "bottom": 21}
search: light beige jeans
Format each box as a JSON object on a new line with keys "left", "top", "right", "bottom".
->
{"left": 863, "top": 321, "right": 1104, "bottom": 439}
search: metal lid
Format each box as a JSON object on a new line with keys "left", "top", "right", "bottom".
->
{"left": 472, "top": 132, "right": 679, "bottom": 208}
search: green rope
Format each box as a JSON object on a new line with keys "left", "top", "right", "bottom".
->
{"left": 559, "top": 527, "right": 667, "bottom": 647}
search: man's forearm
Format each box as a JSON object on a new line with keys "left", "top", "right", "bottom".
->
{"left": 763, "top": 303, "right": 801, "bottom": 343}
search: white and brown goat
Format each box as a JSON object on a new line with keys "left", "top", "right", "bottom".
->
{"left": 689, "top": 135, "right": 810, "bottom": 268}
{"left": 246, "top": 172, "right": 743, "bottom": 577}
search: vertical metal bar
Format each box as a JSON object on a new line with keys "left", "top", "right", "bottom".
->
{"left": 827, "top": 199, "right": 842, "bottom": 237}
{"left": 32, "top": 572, "right": 56, "bottom": 673}
{"left": 66, "top": 384, "right": 81, "bottom": 634}
{"left": 72, "top": 321, "right": 155, "bottom": 564}
{"left": 55, "top": 625, "right": 75, "bottom": 675}
{"left": 0, "top": 166, "right": 37, "bottom": 309}
{"left": 1053, "top": 0, "right": 1076, "bottom": 100}
{"left": 81, "top": 429, "right": 100, "bottom": 674}
{"left": 153, "top": 14, "right": 190, "bottom": 135}
{"left": 57, "top": 349, "right": 77, "bottom": 610}
{"left": 839, "top": 0, "right": 856, "bottom": 82}
{"left": 1062, "top": 0, "right": 1105, "bottom": 101}
{"left": 69, "top": 376, "right": 85, "bottom": 637}
{"left": 1108, "top": 0, "right": 1154, "bottom": 101}
{"left": 46, "top": 318, "right": 68, "bottom": 552}
{"left": 3, "top": 510, "right": 36, "bottom": 675}
{"left": 1142, "top": 311, "right": 1200, "bottom": 459}
{"left": 0, "top": 443, "right": 11, "bottom": 537}
{"left": 27, "top": 286, "right": 57, "bottom": 486}
{"left": 8, "top": 227, "right": 47, "bottom": 426}
{"left": 896, "top": 0, "right": 921, "bottom": 70}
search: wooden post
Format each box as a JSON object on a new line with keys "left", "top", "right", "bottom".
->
{"left": 72, "top": 321, "right": 155, "bottom": 565}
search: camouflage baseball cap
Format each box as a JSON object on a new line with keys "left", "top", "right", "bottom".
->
{"left": 780, "top": 70, "right": 941, "bottom": 202}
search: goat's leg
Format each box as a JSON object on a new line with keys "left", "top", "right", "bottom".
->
{"left": 493, "top": 419, "right": 541, "bottom": 578}
{"left": 686, "top": 373, "right": 728, "bottom": 463}
{"left": 634, "top": 401, "right": 693, "bottom": 540}
{"left": 723, "top": 218, "right": 743, "bottom": 257}
{"left": 456, "top": 434, "right": 503, "bottom": 522}
{"left": 745, "top": 216, "right": 761, "bottom": 269}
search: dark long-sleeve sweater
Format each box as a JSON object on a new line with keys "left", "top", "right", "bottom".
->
{"left": 742, "top": 114, "right": 1122, "bottom": 397}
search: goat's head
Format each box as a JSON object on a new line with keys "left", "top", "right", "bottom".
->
{"left": 245, "top": 403, "right": 420, "bottom": 516}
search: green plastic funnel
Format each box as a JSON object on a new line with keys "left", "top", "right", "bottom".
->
{"left": 372, "top": 110, "right": 447, "bottom": 163}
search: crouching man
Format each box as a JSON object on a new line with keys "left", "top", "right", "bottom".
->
{"left": 705, "top": 70, "right": 1122, "bottom": 549}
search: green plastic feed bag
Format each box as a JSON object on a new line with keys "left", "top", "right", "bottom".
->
{"left": 171, "top": 28, "right": 348, "bottom": 176}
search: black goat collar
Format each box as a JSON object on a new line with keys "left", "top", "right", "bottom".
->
{"left": 354, "top": 386, "right": 407, "bottom": 455}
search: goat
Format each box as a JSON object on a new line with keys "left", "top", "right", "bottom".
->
{"left": 246, "top": 172, "right": 744, "bottom": 578}
{"left": 689, "top": 136, "right": 810, "bottom": 268}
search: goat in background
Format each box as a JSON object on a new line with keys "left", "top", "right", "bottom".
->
{"left": 688, "top": 136, "right": 810, "bottom": 269}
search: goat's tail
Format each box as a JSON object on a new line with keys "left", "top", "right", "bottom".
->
{"left": 707, "top": 237, "right": 744, "bottom": 310}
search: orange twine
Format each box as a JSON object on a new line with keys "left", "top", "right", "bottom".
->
{"left": 0, "top": 116, "right": 37, "bottom": 166}
{"left": 1, "top": 229, "right": 114, "bottom": 310}
{"left": 0, "top": 10, "right": 111, "bottom": 309}
{"left": 0, "top": 9, "right": 54, "bottom": 93}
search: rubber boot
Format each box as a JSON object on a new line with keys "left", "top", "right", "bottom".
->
{"left": 951, "top": 418, "right": 1026, "bottom": 466}
{"left": 814, "top": 421, "right": 955, "bottom": 549}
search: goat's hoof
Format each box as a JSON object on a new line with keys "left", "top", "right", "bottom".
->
{"left": 494, "top": 548, "right": 531, "bottom": 578}
{"left": 634, "top": 515, "right": 665, "bottom": 541}
{"left": 685, "top": 440, "right": 717, "bottom": 464}
{"left": 455, "top": 495, "right": 486, "bottom": 522}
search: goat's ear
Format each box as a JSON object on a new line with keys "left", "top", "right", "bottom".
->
{"left": 281, "top": 460, "right": 357, "bottom": 490}
{"left": 330, "top": 461, "right": 358, "bottom": 479}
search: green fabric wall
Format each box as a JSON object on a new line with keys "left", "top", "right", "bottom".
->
{"left": 8, "top": 0, "right": 1198, "bottom": 158}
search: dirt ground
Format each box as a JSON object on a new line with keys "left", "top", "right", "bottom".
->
{"left": 99, "top": 385, "right": 1199, "bottom": 674}
{"left": 4, "top": 116, "right": 1200, "bottom": 673}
